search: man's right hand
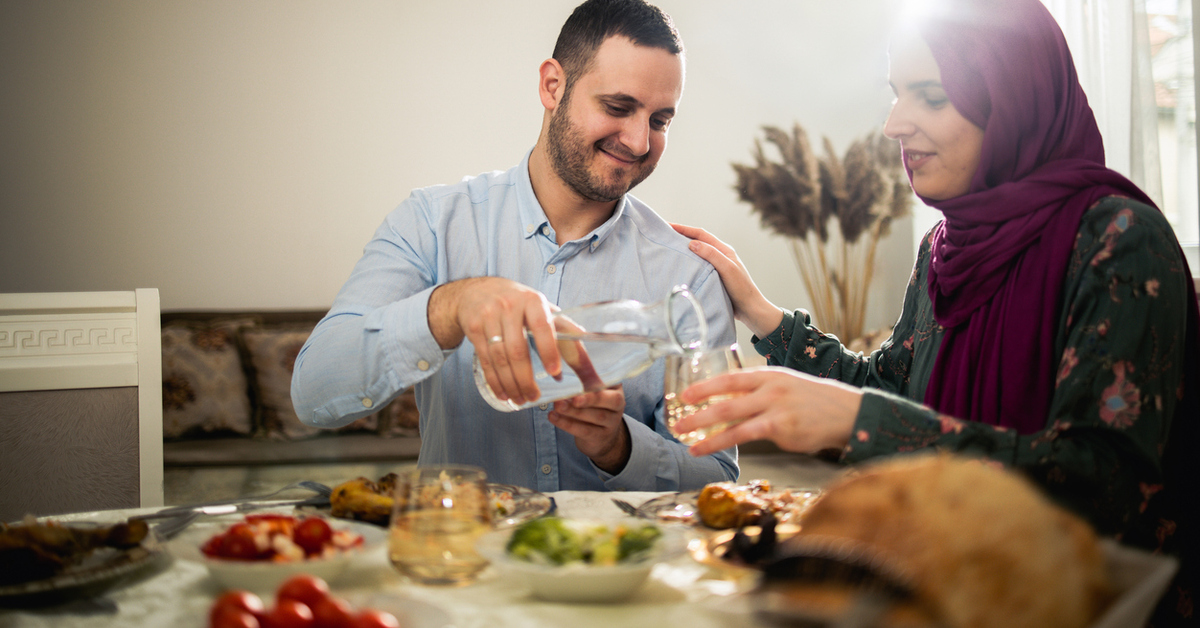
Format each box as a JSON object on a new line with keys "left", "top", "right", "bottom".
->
{"left": 427, "top": 277, "right": 562, "bottom": 407}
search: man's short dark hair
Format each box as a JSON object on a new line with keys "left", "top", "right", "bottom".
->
{"left": 552, "top": 0, "right": 683, "bottom": 93}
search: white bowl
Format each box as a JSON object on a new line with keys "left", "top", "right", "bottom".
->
{"left": 476, "top": 519, "right": 683, "bottom": 603}
{"left": 168, "top": 516, "right": 386, "bottom": 592}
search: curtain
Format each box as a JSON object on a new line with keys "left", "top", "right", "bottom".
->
{"left": 1042, "top": 0, "right": 1165, "bottom": 207}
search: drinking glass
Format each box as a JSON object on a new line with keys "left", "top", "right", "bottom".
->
{"left": 388, "top": 465, "right": 492, "bottom": 586}
{"left": 663, "top": 344, "right": 745, "bottom": 445}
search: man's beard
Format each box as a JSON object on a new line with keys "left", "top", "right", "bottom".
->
{"left": 546, "top": 97, "right": 656, "bottom": 203}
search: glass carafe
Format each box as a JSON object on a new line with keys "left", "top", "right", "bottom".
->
{"left": 473, "top": 284, "right": 707, "bottom": 412}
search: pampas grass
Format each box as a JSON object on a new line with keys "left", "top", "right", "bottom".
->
{"left": 733, "top": 124, "right": 911, "bottom": 342}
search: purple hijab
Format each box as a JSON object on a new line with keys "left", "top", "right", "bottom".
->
{"left": 912, "top": 0, "right": 1182, "bottom": 433}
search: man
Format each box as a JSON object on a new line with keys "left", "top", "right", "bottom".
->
{"left": 291, "top": 0, "right": 737, "bottom": 491}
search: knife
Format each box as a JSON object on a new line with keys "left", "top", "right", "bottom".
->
{"left": 134, "top": 495, "right": 330, "bottom": 521}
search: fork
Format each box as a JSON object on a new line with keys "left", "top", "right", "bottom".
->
{"left": 611, "top": 498, "right": 648, "bottom": 518}
{"left": 137, "top": 481, "right": 333, "bottom": 521}
{"left": 151, "top": 511, "right": 200, "bottom": 540}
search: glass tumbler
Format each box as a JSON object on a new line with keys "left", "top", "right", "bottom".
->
{"left": 663, "top": 344, "right": 745, "bottom": 446}
{"left": 387, "top": 465, "right": 492, "bottom": 586}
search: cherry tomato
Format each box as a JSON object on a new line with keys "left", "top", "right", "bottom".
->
{"left": 310, "top": 595, "right": 356, "bottom": 628}
{"left": 350, "top": 609, "right": 400, "bottom": 628}
{"left": 210, "top": 590, "right": 265, "bottom": 625}
{"left": 220, "top": 533, "right": 263, "bottom": 560}
{"left": 293, "top": 518, "right": 333, "bottom": 555}
{"left": 211, "top": 606, "right": 261, "bottom": 628}
{"left": 275, "top": 574, "right": 330, "bottom": 610}
{"left": 260, "top": 599, "right": 314, "bottom": 628}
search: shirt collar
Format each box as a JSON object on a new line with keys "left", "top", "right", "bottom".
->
{"left": 516, "top": 148, "right": 627, "bottom": 250}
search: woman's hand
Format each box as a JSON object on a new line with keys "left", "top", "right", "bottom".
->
{"left": 671, "top": 367, "right": 862, "bottom": 457}
{"left": 671, "top": 223, "right": 783, "bottom": 338}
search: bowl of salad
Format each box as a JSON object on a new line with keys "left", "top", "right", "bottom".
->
{"left": 169, "top": 513, "right": 385, "bottom": 592}
{"left": 477, "top": 517, "right": 680, "bottom": 603}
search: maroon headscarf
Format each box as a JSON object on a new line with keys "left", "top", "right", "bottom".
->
{"left": 911, "top": 0, "right": 1196, "bottom": 433}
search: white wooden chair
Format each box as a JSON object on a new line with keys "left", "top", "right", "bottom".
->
{"left": 0, "top": 289, "right": 164, "bottom": 521}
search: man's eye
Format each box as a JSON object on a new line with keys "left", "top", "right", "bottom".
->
{"left": 651, "top": 118, "right": 669, "bottom": 131}
{"left": 606, "top": 105, "right": 630, "bottom": 116}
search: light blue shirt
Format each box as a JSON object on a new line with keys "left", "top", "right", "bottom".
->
{"left": 291, "top": 150, "right": 738, "bottom": 491}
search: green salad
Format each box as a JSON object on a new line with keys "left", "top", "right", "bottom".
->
{"left": 505, "top": 517, "right": 663, "bottom": 566}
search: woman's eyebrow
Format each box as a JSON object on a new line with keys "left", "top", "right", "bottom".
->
{"left": 904, "top": 79, "right": 943, "bottom": 91}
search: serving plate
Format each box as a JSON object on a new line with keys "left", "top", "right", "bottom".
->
{"left": 489, "top": 483, "right": 555, "bottom": 529}
{"left": 0, "top": 521, "right": 168, "bottom": 608}
{"left": 636, "top": 486, "right": 820, "bottom": 527}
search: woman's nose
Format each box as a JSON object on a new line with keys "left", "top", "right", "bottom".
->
{"left": 883, "top": 101, "right": 913, "bottom": 140}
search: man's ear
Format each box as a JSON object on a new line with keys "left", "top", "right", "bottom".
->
{"left": 538, "top": 58, "right": 565, "bottom": 111}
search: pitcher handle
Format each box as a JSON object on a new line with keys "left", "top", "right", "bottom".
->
{"left": 665, "top": 284, "right": 707, "bottom": 352}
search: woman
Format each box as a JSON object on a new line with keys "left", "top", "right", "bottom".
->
{"left": 673, "top": 0, "right": 1198, "bottom": 623}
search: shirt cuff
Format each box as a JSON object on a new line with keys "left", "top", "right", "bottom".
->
{"left": 752, "top": 310, "right": 795, "bottom": 356}
{"left": 599, "top": 415, "right": 666, "bottom": 491}
{"left": 374, "top": 286, "right": 447, "bottom": 383}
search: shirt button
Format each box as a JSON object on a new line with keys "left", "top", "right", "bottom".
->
{"left": 538, "top": 403, "right": 549, "bottom": 411}
{"left": 525, "top": 224, "right": 534, "bottom": 233}
{"left": 546, "top": 264, "right": 556, "bottom": 274}
{"left": 416, "top": 359, "right": 430, "bottom": 371}
{"left": 362, "top": 398, "right": 373, "bottom": 408}
{"left": 541, "top": 225, "right": 550, "bottom": 236}
{"left": 541, "top": 464, "right": 552, "bottom": 475}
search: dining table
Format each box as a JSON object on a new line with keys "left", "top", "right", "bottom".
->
{"left": 0, "top": 490, "right": 764, "bottom": 628}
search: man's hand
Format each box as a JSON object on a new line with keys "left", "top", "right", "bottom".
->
{"left": 547, "top": 386, "right": 630, "bottom": 475}
{"left": 427, "top": 277, "right": 561, "bottom": 407}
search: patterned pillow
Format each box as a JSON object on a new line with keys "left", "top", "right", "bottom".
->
{"left": 379, "top": 387, "right": 421, "bottom": 437}
{"left": 161, "top": 319, "right": 256, "bottom": 438}
{"left": 241, "top": 326, "right": 378, "bottom": 439}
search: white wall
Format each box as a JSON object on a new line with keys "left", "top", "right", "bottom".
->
{"left": 0, "top": 0, "right": 911, "bottom": 352}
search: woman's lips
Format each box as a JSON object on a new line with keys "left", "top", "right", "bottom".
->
{"left": 904, "top": 149, "right": 934, "bottom": 170}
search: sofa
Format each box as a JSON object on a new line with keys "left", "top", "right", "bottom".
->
{"left": 159, "top": 310, "right": 421, "bottom": 467}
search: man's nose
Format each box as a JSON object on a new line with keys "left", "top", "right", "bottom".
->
{"left": 620, "top": 116, "right": 652, "bottom": 157}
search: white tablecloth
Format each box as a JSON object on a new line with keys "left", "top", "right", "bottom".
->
{"left": 1, "top": 491, "right": 759, "bottom": 628}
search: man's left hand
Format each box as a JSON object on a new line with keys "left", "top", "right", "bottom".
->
{"left": 547, "top": 386, "right": 630, "bottom": 475}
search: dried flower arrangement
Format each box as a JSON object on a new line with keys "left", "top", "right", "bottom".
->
{"left": 733, "top": 123, "right": 912, "bottom": 343}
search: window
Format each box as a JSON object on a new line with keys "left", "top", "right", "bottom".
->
{"left": 1149, "top": 0, "right": 1199, "bottom": 247}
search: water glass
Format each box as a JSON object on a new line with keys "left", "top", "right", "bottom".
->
{"left": 388, "top": 465, "right": 492, "bottom": 586}
{"left": 663, "top": 344, "right": 744, "bottom": 445}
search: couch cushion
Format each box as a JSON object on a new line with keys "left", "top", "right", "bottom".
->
{"left": 241, "top": 325, "right": 378, "bottom": 439}
{"left": 161, "top": 319, "right": 256, "bottom": 438}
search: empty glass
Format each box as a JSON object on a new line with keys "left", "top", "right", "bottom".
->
{"left": 663, "top": 344, "right": 745, "bottom": 445}
{"left": 387, "top": 465, "right": 492, "bottom": 586}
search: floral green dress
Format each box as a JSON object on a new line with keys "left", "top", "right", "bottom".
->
{"left": 753, "top": 196, "right": 1196, "bottom": 624}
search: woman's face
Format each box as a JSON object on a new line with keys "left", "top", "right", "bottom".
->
{"left": 884, "top": 32, "right": 985, "bottom": 201}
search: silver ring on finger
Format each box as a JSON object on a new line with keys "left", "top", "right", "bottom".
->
{"left": 488, "top": 335, "right": 504, "bottom": 344}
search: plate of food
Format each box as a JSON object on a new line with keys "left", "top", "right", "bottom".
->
{"left": 168, "top": 512, "right": 385, "bottom": 592}
{"left": 328, "top": 473, "right": 554, "bottom": 529}
{"left": 0, "top": 516, "right": 168, "bottom": 608}
{"left": 636, "top": 479, "right": 820, "bottom": 529}
{"left": 477, "top": 516, "right": 685, "bottom": 603}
